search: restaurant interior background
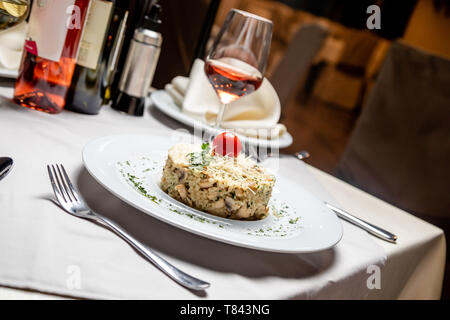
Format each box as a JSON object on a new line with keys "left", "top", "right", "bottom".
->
{"left": 0, "top": 0, "right": 448, "bottom": 299}
{"left": 154, "top": 0, "right": 450, "bottom": 299}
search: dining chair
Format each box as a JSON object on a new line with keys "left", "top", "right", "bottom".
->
{"left": 270, "top": 23, "right": 329, "bottom": 111}
{"left": 336, "top": 41, "right": 450, "bottom": 222}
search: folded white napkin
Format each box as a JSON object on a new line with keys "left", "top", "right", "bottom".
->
{"left": 0, "top": 22, "right": 27, "bottom": 70}
{"left": 165, "top": 59, "right": 287, "bottom": 139}
{"left": 164, "top": 76, "right": 189, "bottom": 107}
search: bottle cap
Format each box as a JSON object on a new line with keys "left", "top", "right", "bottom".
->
{"left": 142, "top": 3, "right": 162, "bottom": 31}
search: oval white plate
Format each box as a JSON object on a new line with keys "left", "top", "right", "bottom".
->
{"left": 82, "top": 133, "right": 342, "bottom": 253}
{"left": 151, "top": 90, "right": 293, "bottom": 149}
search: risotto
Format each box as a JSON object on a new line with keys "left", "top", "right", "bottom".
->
{"left": 161, "top": 143, "right": 275, "bottom": 220}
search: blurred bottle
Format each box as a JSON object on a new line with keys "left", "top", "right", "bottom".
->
{"left": 100, "top": 0, "right": 131, "bottom": 104}
{"left": 111, "top": 3, "right": 162, "bottom": 116}
{"left": 150, "top": 0, "right": 221, "bottom": 89}
{"left": 65, "top": 0, "right": 114, "bottom": 114}
{"left": 106, "top": 0, "right": 151, "bottom": 104}
{"left": 14, "top": 0, "right": 90, "bottom": 114}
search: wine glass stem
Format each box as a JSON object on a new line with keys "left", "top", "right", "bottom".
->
{"left": 214, "top": 103, "right": 226, "bottom": 129}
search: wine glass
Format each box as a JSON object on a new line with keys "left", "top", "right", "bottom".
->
{"left": 0, "top": 0, "right": 29, "bottom": 33}
{"left": 204, "top": 9, "right": 272, "bottom": 130}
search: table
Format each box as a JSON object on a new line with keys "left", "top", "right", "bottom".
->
{"left": 0, "top": 84, "right": 446, "bottom": 299}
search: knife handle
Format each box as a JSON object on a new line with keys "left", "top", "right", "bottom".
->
{"left": 326, "top": 202, "right": 397, "bottom": 243}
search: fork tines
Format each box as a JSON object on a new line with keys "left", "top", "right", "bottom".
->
{"left": 47, "top": 164, "right": 78, "bottom": 204}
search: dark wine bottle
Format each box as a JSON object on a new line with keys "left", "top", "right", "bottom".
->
{"left": 100, "top": 1, "right": 130, "bottom": 104}
{"left": 111, "top": 3, "right": 162, "bottom": 116}
{"left": 65, "top": 0, "right": 115, "bottom": 114}
{"left": 66, "top": 0, "right": 150, "bottom": 114}
{"left": 107, "top": 0, "right": 151, "bottom": 103}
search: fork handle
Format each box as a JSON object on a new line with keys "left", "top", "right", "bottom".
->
{"left": 94, "top": 214, "right": 210, "bottom": 291}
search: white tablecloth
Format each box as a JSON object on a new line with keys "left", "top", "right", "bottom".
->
{"left": 0, "top": 85, "right": 446, "bottom": 299}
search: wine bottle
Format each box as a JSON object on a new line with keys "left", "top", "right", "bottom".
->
{"left": 65, "top": 0, "right": 114, "bottom": 115}
{"left": 13, "top": 0, "right": 90, "bottom": 114}
{"left": 107, "top": 0, "right": 151, "bottom": 103}
{"left": 100, "top": 1, "right": 129, "bottom": 104}
{"left": 111, "top": 3, "right": 162, "bottom": 116}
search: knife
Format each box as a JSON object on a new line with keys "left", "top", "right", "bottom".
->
{"left": 325, "top": 202, "right": 397, "bottom": 243}
{"left": 0, "top": 157, "right": 13, "bottom": 181}
{"left": 293, "top": 151, "right": 398, "bottom": 243}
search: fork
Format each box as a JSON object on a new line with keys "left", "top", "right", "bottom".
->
{"left": 47, "top": 164, "right": 210, "bottom": 291}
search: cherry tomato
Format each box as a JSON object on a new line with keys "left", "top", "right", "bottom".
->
{"left": 212, "top": 132, "right": 242, "bottom": 157}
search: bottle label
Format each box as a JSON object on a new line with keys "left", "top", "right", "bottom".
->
{"left": 25, "top": 0, "right": 77, "bottom": 62}
{"left": 76, "top": 0, "right": 113, "bottom": 70}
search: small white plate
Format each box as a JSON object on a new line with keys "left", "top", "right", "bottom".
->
{"left": 0, "top": 67, "right": 18, "bottom": 79}
{"left": 151, "top": 90, "right": 293, "bottom": 149}
{"left": 82, "top": 133, "right": 342, "bottom": 253}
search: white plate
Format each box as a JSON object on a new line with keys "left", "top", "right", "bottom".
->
{"left": 151, "top": 90, "right": 293, "bottom": 149}
{"left": 0, "top": 67, "right": 18, "bottom": 79}
{"left": 82, "top": 133, "right": 342, "bottom": 253}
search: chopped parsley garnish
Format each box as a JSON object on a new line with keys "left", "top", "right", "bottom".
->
{"left": 127, "top": 173, "right": 159, "bottom": 204}
{"left": 188, "top": 143, "right": 212, "bottom": 169}
{"left": 201, "top": 143, "right": 210, "bottom": 151}
{"left": 289, "top": 217, "right": 300, "bottom": 224}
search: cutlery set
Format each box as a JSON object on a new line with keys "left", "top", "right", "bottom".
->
{"left": 1, "top": 151, "right": 396, "bottom": 290}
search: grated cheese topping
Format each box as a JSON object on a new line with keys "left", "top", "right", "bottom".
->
{"left": 168, "top": 143, "right": 275, "bottom": 192}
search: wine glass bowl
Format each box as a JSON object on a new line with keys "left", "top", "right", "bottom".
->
{"left": 204, "top": 9, "right": 272, "bottom": 128}
{"left": 204, "top": 56, "right": 262, "bottom": 104}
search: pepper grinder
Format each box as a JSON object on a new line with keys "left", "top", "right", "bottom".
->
{"left": 111, "top": 3, "right": 162, "bottom": 116}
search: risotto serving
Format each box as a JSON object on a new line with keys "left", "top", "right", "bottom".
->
{"left": 161, "top": 143, "right": 275, "bottom": 220}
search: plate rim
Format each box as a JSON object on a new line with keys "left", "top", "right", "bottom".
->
{"left": 82, "top": 133, "right": 343, "bottom": 254}
{"left": 0, "top": 67, "right": 18, "bottom": 79}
